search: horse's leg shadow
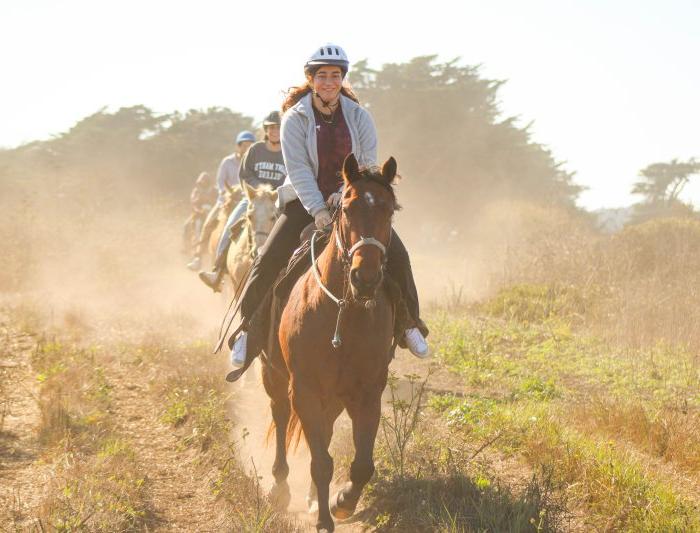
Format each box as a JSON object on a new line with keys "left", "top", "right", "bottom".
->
{"left": 331, "top": 395, "right": 381, "bottom": 520}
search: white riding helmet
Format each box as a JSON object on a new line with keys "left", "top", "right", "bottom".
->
{"left": 304, "top": 43, "right": 349, "bottom": 77}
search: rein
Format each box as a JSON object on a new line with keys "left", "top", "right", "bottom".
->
{"left": 310, "top": 208, "right": 388, "bottom": 349}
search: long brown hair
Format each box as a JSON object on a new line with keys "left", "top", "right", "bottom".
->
{"left": 282, "top": 77, "right": 359, "bottom": 113}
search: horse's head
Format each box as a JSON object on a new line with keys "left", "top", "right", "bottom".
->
{"left": 337, "top": 153, "right": 399, "bottom": 301}
{"left": 243, "top": 182, "right": 279, "bottom": 251}
{"left": 221, "top": 184, "right": 243, "bottom": 219}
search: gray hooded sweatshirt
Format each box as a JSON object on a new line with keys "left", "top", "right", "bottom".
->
{"left": 277, "top": 92, "right": 378, "bottom": 216}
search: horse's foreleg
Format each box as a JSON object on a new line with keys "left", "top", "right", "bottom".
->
{"left": 268, "top": 395, "right": 291, "bottom": 510}
{"left": 263, "top": 361, "right": 291, "bottom": 511}
{"left": 306, "top": 399, "right": 343, "bottom": 515}
{"left": 292, "top": 385, "right": 336, "bottom": 532}
{"left": 331, "top": 393, "right": 381, "bottom": 520}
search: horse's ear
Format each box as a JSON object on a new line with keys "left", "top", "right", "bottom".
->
{"left": 381, "top": 157, "right": 397, "bottom": 184}
{"left": 343, "top": 153, "right": 360, "bottom": 184}
{"left": 243, "top": 181, "right": 255, "bottom": 201}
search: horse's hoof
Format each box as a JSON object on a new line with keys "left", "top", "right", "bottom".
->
{"left": 316, "top": 524, "right": 334, "bottom": 533}
{"left": 330, "top": 490, "right": 355, "bottom": 520}
{"left": 268, "top": 481, "right": 291, "bottom": 511}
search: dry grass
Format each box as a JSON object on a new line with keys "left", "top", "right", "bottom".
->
{"left": 153, "top": 340, "right": 303, "bottom": 532}
{"left": 499, "top": 214, "right": 700, "bottom": 351}
{"left": 428, "top": 270, "right": 700, "bottom": 531}
{"left": 39, "top": 439, "right": 153, "bottom": 531}
{"left": 359, "top": 371, "right": 566, "bottom": 532}
{"left": 29, "top": 339, "right": 156, "bottom": 530}
{"left": 574, "top": 398, "right": 700, "bottom": 473}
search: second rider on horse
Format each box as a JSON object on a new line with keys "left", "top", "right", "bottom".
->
{"left": 187, "top": 131, "right": 255, "bottom": 271}
{"left": 198, "top": 111, "right": 287, "bottom": 291}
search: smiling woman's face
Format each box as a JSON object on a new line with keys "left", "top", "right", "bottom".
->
{"left": 311, "top": 66, "right": 343, "bottom": 103}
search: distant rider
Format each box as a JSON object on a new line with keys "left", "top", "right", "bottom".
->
{"left": 183, "top": 171, "right": 217, "bottom": 254}
{"left": 187, "top": 131, "right": 256, "bottom": 271}
{"left": 198, "top": 111, "right": 287, "bottom": 291}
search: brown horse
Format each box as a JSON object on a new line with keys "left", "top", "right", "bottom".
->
{"left": 263, "top": 154, "right": 399, "bottom": 532}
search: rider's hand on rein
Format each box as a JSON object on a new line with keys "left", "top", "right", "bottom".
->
{"left": 314, "top": 208, "right": 332, "bottom": 230}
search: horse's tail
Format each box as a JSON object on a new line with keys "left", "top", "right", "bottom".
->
{"left": 263, "top": 404, "right": 303, "bottom": 453}
{"left": 285, "top": 406, "right": 304, "bottom": 453}
{"left": 265, "top": 420, "right": 275, "bottom": 447}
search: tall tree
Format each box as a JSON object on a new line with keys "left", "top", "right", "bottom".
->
{"left": 632, "top": 158, "right": 699, "bottom": 206}
{"left": 350, "top": 56, "right": 582, "bottom": 231}
{"left": 630, "top": 158, "right": 699, "bottom": 223}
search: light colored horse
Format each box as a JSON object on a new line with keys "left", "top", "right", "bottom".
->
{"left": 208, "top": 184, "right": 243, "bottom": 262}
{"left": 226, "top": 183, "right": 278, "bottom": 293}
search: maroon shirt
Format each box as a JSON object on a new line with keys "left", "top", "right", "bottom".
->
{"left": 313, "top": 105, "right": 352, "bottom": 200}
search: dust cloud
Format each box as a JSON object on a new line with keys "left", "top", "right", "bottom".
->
{"left": 1, "top": 171, "right": 556, "bottom": 528}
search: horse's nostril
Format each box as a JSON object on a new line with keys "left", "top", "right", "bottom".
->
{"left": 350, "top": 269, "right": 361, "bottom": 286}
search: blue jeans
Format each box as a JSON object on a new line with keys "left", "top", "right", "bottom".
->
{"left": 214, "top": 198, "right": 248, "bottom": 263}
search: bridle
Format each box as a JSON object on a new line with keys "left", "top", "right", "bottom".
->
{"left": 311, "top": 196, "right": 390, "bottom": 348}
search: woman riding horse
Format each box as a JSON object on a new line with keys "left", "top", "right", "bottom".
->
{"left": 229, "top": 43, "right": 429, "bottom": 366}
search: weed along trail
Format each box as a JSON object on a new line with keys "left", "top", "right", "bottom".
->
{"left": 0, "top": 313, "right": 49, "bottom": 529}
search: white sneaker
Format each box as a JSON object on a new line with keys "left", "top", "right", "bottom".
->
{"left": 186, "top": 257, "right": 201, "bottom": 271}
{"left": 230, "top": 332, "right": 247, "bottom": 367}
{"left": 404, "top": 327, "right": 429, "bottom": 358}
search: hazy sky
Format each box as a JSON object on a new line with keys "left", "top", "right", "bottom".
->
{"left": 2, "top": 0, "right": 698, "bottom": 209}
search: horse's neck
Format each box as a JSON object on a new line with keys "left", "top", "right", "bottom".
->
{"left": 316, "top": 230, "right": 345, "bottom": 294}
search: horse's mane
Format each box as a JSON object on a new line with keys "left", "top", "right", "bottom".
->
{"left": 251, "top": 184, "right": 277, "bottom": 198}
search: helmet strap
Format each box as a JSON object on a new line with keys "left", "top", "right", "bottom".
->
{"left": 312, "top": 90, "right": 340, "bottom": 111}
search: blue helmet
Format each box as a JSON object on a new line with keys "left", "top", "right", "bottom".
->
{"left": 236, "top": 131, "right": 256, "bottom": 145}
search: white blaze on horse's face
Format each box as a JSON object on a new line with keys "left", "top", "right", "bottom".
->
{"left": 344, "top": 182, "right": 395, "bottom": 300}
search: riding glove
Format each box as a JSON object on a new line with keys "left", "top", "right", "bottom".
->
{"left": 314, "top": 208, "right": 332, "bottom": 229}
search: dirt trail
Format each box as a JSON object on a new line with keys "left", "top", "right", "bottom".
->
{"left": 105, "top": 357, "right": 228, "bottom": 531}
{"left": 0, "top": 309, "right": 545, "bottom": 532}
